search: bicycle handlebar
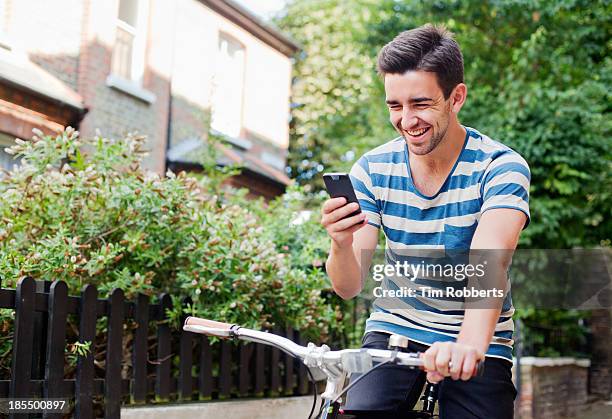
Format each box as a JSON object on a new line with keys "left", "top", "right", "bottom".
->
{"left": 183, "top": 316, "right": 484, "bottom": 377}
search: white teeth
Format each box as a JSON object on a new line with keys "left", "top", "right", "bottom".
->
{"left": 407, "top": 127, "right": 428, "bottom": 136}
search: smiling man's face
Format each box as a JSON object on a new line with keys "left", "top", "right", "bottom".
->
{"left": 385, "top": 71, "right": 454, "bottom": 155}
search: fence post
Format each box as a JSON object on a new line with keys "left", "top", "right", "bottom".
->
{"left": 283, "top": 327, "right": 295, "bottom": 395}
{"left": 219, "top": 340, "right": 233, "bottom": 398}
{"left": 297, "top": 331, "right": 310, "bottom": 395}
{"left": 9, "top": 276, "right": 36, "bottom": 419}
{"left": 155, "top": 294, "right": 172, "bottom": 402}
{"left": 131, "top": 293, "right": 149, "bottom": 404}
{"left": 75, "top": 284, "right": 98, "bottom": 419}
{"left": 31, "top": 280, "right": 50, "bottom": 385}
{"left": 254, "top": 342, "right": 266, "bottom": 397}
{"left": 43, "top": 280, "right": 69, "bottom": 419}
{"left": 269, "top": 326, "right": 282, "bottom": 396}
{"left": 238, "top": 343, "right": 252, "bottom": 396}
{"left": 198, "top": 335, "right": 213, "bottom": 400}
{"left": 104, "top": 288, "right": 125, "bottom": 419}
{"left": 178, "top": 297, "right": 193, "bottom": 401}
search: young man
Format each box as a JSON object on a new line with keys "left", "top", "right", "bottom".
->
{"left": 321, "top": 24, "right": 530, "bottom": 418}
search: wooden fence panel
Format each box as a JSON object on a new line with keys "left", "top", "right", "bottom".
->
{"left": 198, "top": 336, "right": 213, "bottom": 399}
{"left": 104, "top": 288, "right": 125, "bottom": 418}
{"left": 238, "top": 344, "right": 252, "bottom": 396}
{"left": 219, "top": 340, "right": 233, "bottom": 398}
{"left": 75, "top": 284, "right": 98, "bottom": 419}
{"left": 9, "top": 277, "right": 36, "bottom": 419}
{"left": 178, "top": 297, "right": 194, "bottom": 400}
{"left": 43, "top": 280, "right": 69, "bottom": 419}
{"left": 284, "top": 327, "right": 295, "bottom": 395}
{"left": 155, "top": 294, "right": 172, "bottom": 402}
{"left": 131, "top": 293, "right": 149, "bottom": 404}
{"left": 254, "top": 343, "right": 266, "bottom": 396}
{"left": 0, "top": 279, "right": 316, "bottom": 414}
{"left": 269, "top": 327, "right": 282, "bottom": 396}
{"left": 297, "top": 331, "right": 310, "bottom": 395}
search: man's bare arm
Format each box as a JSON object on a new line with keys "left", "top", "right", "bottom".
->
{"left": 457, "top": 208, "right": 526, "bottom": 352}
{"left": 321, "top": 197, "right": 379, "bottom": 300}
{"left": 327, "top": 224, "right": 378, "bottom": 299}
{"left": 423, "top": 208, "right": 526, "bottom": 382}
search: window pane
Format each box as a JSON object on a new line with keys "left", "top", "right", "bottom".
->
{"left": 118, "top": 0, "right": 139, "bottom": 27}
{"left": 112, "top": 25, "right": 134, "bottom": 79}
{"left": 211, "top": 34, "right": 245, "bottom": 138}
{"left": 0, "top": 132, "right": 21, "bottom": 172}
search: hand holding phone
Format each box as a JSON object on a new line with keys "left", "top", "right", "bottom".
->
{"left": 323, "top": 173, "right": 362, "bottom": 219}
{"left": 321, "top": 173, "right": 367, "bottom": 248}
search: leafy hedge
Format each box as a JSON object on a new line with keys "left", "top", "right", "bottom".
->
{"left": 0, "top": 128, "right": 346, "bottom": 375}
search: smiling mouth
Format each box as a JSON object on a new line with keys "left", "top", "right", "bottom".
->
{"left": 404, "top": 126, "right": 431, "bottom": 138}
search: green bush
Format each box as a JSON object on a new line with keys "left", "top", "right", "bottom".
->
{"left": 0, "top": 128, "right": 344, "bottom": 375}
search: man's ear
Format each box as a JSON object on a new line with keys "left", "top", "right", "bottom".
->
{"left": 450, "top": 83, "right": 467, "bottom": 113}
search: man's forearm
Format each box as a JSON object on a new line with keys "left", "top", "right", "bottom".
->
{"left": 456, "top": 308, "right": 501, "bottom": 353}
{"left": 326, "top": 242, "right": 363, "bottom": 299}
{"left": 457, "top": 255, "right": 508, "bottom": 353}
{"left": 458, "top": 246, "right": 515, "bottom": 353}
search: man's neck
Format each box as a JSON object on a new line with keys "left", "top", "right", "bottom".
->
{"left": 410, "top": 122, "right": 466, "bottom": 175}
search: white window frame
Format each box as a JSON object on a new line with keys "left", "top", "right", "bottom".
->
{"left": 211, "top": 32, "right": 246, "bottom": 139}
{"left": 111, "top": 0, "right": 149, "bottom": 86}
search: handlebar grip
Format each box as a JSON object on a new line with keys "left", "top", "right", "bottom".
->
{"left": 184, "top": 316, "right": 235, "bottom": 335}
{"left": 421, "top": 359, "right": 486, "bottom": 379}
{"left": 473, "top": 360, "right": 485, "bottom": 377}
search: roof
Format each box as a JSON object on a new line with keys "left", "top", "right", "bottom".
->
{"left": 0, "top": 48, "right": 85, "bottom": 112}
{"left": 216, "top": 141, "right": 292, "bottom": 185}
{"left": 166, "top": 137, "right": 292, "bottom": 186}
{"left": 200, "top": 0, "right": 299, "bottom": 57}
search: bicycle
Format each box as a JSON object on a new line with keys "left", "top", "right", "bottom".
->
{"left": 183, "top": 317, "right": 484, "bottom": 419}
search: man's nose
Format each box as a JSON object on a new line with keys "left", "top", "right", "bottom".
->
{"left": 400, "top": 109, "right": 418, "bottom": 130}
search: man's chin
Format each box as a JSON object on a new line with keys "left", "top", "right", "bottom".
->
{"left": 406, "top": 140, "right": 435, "bottom": 155}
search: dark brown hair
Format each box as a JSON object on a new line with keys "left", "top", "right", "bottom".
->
{"left": 377, "top": 24, "right": 464, "bottom": 99}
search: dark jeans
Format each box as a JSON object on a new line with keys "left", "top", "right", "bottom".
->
{"left": 343, "top": 332, "right": 517, "bottom": 419}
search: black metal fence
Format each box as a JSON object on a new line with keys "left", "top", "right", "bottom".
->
{"left": 0, "top": 277, "right": 313, "bottom": 418}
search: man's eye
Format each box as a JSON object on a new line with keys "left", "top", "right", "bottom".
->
{"left": 415, "top": 104, "right": 429, "bottom": 108}
{"left": 389, "top": 105, "right": 402, "bottom": 110}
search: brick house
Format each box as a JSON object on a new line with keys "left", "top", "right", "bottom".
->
{"left": 0, "top": 0, "right": 297, "bottom": 199}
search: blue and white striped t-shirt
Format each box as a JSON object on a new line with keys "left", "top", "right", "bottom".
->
{"left": 349, "top": 126, "right": 530, "bottom": 361}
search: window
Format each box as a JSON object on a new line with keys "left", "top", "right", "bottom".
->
{"left": 111, "top": 0, "right": 149, "bottom": 84}
{"left": 0, "top": 133, "right": 21, "bottom": 172}
{"left": 211, "top": 33, "right": 245, "bottom": 139}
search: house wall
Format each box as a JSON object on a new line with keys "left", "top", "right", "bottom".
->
{"left": 75, "top": 0, "right": 172, "bottom": 173}
{"left": 0, "top": 0, "right": 293, "bottom": 191}
{"left": 3, "top": 0, "right": 172, "bottom": 172}
{"left": 170, "top": 0, "right": 292, "bottom": 161}
{"left": 7, "top": 0, "right": 83, "bottom": 90}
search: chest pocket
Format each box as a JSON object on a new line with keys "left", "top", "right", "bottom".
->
{"left": 443, "top": 221, "right": 478, "bottom": 249}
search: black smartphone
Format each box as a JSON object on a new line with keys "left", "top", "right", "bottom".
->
{"left": 323, "top": 173, "right": 362, "bottom": 219}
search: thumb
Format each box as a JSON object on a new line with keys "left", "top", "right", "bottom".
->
{"left": 427, "top": 371, "right": 444, "bottom": 384}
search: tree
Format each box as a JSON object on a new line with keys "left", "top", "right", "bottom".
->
{"left": 278, "top": 0, "right": 395, "bottom": 188}
{"left": 280, "top": 0, "right": 611, "bottom": 248}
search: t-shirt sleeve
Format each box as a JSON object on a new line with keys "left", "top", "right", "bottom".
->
{"left": 481, "top": 151, "right": 531, "bottom": 228}
{"left": 349, "top": 156, "right": 381, "bottom": 228}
